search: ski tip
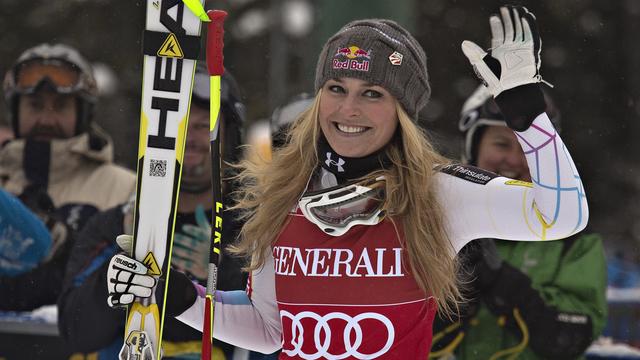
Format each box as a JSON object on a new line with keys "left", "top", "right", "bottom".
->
{"left": 182, "top": 0, "right": 211, "bottom": 22}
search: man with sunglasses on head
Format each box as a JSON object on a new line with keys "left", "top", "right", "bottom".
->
{"left": 0, "top": 43, "right": 135, "bottom": 311}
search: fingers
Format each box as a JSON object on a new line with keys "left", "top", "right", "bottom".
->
{"left": 489, "top": 15, "right": 504, "bottom": 49}
{"left": 111, "top": 280, "right": 154, "bottom": 297}
{"left": 461, "top": 40, "right": 486, "bottom": 62}
{"left": 470, "top": 5, "right": 544, "bottom": 96}
{"left": 108, "top": 267, "right": 156, "bottom": 295}
{"left": 520, "top": 7, "right": 541, "bottom": 66}
{"left": 181, "top": 223, "right": 209, "bottom": 238}
{"left": 512, "top": 7, "right": 523, "bottom": 41}
{"left": 521, "top": 6, "right": 538, "bottom": 22}
{"left": 171, "top": 246, "right": 193, "bottom": 261}
{"left": 462, "top": 40, "right": 500, "bottom": 90}
{"left": 522, "top": 17, "right": 533, "bottom": 43}
{"left": 500, "top": 6, "right": 514, "bottom": 43}
{"left": 107, "top": 254, "right": 157, "bottom": 308}
{"left": 116, "top": 234, "right": 134, "bottom": 255}
{"left": 108, "top": 293, "right": 135, "bottom": 307}
{"left": 194, "top": 204, "right": 211, "bottom": 227}
{"left": 113, "top": 270, "right": 156, "bottom": 290}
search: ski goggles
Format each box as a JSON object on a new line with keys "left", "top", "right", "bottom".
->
{"left": 13, "top": 59, "right": 83, "bottom": 95}
{"left": 298, "top": 176, "right": 387, "bottom": 236}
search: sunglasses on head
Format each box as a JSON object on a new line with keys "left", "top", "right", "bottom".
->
{"left": 14, "top": 59, "right": 82, "bottom": 94}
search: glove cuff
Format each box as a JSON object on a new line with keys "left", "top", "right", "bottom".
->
{"left": 157, "top": 270, "right": 197, "bottom": 318}
{"left": 494, "top": 84, "right": 545, "bottom": 131}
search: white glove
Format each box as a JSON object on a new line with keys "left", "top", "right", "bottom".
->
{"left": 462, "top": 6, "right": 545, "bottom": 97}
{"left": 106, "top": 235, "right": 157, "bottom": 308}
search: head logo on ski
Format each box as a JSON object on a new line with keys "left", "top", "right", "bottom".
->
{"left": 120, "top": 1, "right": 206, "bottom": 359}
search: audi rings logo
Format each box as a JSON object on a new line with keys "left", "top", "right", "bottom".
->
{"left": 280, "top": 310, "right": 395, "bottom": 359}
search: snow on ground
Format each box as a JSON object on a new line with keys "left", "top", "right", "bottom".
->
{"left": 0, "top": 304, "right": 57, "bottom": 323}
{"left": 587, "top": 337, "right": 640, "bottom": 359}
{"left": 607, "top": 287, "right": 640, "bottom": 302}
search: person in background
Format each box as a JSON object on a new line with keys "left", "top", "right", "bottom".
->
{"left": 269, "top": 93, "right": 313, "bottom": 149}
{"left": 0, "top": 43, "right": 135, "bottom": 311}
{"left": 430, "top": 85, "right": 608, "bottom": 359}
{"left": 58, "top": 63, "right": 249, "bottom": 360}
{"left": 0, "top": 188, "right": 51, "bottom": 277}
{"left": 0, "top": 125, "right": 13, "bottom": 145}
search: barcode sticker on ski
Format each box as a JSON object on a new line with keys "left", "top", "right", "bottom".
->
{"left": 149, "top": 160, "right": 167, "bottom": 177}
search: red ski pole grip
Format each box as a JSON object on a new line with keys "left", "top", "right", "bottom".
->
{"left": 206, "top": 10, "right": 227, "bottom": 76}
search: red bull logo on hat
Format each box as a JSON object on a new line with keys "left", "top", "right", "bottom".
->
{"left": 335, "top": 46, "right": 371, "bottom": 59}
{"left": 333, "top": 45, "right": 371, "bottom": 72}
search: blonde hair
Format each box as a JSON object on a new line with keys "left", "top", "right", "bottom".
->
{"left": 232, "top": 91, "right": 461, "bottom": 315}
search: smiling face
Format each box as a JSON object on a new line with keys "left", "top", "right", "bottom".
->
{"left": 476, "top": 125, "right": 531, "bottom": 181}
{"left": 318, "top": 77, "right": 398, "bottom": 158}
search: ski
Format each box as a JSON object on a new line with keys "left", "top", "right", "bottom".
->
{"left": 201, "top": 10, "right": 227, "bottom": 360}
{"left": 120, "top": 1, "right": 205, "bottom": 359}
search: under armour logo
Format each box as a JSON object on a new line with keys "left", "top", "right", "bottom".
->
{"left": 325, "top": 152, "right": 345, "bottom": 172}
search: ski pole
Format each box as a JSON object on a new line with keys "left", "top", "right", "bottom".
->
{"left": 202, "top": 9, "right": 227, "bottom": 360}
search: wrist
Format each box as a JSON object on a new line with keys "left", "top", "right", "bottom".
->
{"left": 158, "top": 270, "right": 198, "bottom": 318}
{"left": 494, "top": 84, "right": 545, "bottom": 131}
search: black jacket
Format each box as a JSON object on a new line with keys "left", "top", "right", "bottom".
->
{"left": 58, "top": 204, "right": 247, "bottom": 355}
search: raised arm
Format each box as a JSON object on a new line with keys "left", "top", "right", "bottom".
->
{"left": 441, "top": 6, "right": 588, "bottom": 252}
{"left": 437, "top": 115, "right": 587, "bottom": 251}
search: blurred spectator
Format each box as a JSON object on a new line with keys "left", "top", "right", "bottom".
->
{"left": 0, "top": 125, "right": 13, "bottom": 145}
{"left": 58, "top": 64, "right": 249, "bottom": 359}
{"left": 244, "top": 93, "right": 312, "bottom": 167}
{"left": 430, "top": 86, "right": 608, "bottom": 359}
{"left": 0, "top": 188, "right": 51, "bottom": 277}
{"left": 0, "top": 43, "right": 135, "bottom": 311}
{"left": 608, "top": 252, "right": 640, "bottom": 289}
{"left": 602, "top": 251, "right": 640, "bottom": 348}
{"left": 269, "top": 92, "right": 312, "bottom": 149}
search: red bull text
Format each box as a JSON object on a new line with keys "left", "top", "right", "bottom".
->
{"left": 333, "top": 46, "right": 371, "bottom": 72}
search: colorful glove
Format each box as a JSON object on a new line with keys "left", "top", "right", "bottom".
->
{"left": 172, "top": 205, "right": 211, "bottom": 280}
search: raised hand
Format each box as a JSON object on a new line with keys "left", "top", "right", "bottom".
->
{"left": 462, "top": 6, "right": 543, "bottom": 97}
